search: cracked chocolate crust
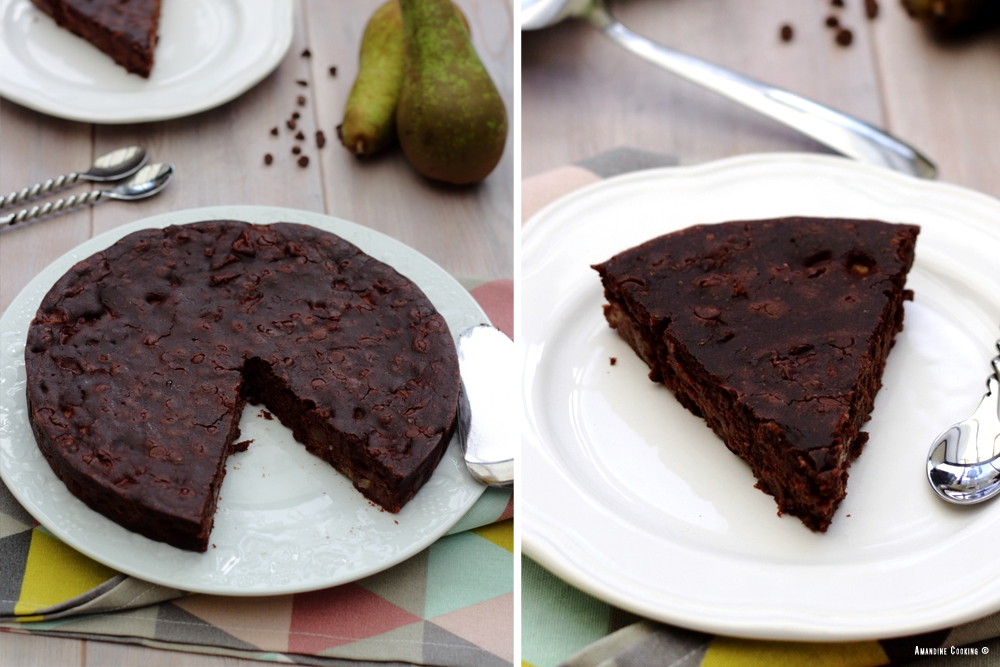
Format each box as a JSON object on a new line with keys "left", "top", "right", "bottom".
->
{"left": 25, "top": 221, "right": 460, "bottom": 551}
{"left": 593, "top": 217, "right": 919, "bottom": 532}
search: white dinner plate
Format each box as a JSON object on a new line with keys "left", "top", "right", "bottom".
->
{"left": 0, "top": 0, "right": 293, "bottom": 123}
{"left": 0, "top": 205, "right": 487, "bottom": 595}
{"left": 521, "top": 153, "right": 1000, "bottom": 641}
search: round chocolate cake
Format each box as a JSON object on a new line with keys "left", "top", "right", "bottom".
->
{"left": 25, "top": 220, "right": 460, "bottom": 552}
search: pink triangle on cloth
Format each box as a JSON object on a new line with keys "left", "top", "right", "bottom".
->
{"left": 288, "top": 583, "right": 422, "bottom": 654}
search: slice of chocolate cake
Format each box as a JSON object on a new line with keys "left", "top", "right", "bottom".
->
{"left": 593, "top": 217, "right": 919, "bottom": 531}
{"left": 25, "top": 221, "right": 460, "bottom": 551}
{"left": 31, "top": 0, "right": 162, "bottom": 78}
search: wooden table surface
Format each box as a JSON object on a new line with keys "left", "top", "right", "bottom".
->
{"left": 523, "top": 0, "right": 1000, "bottom": 200}
{"left": 0, "top": 0, "right": 511, "bottom": 665}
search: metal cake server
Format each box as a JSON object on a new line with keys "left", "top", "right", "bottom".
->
{"left": 521, "top": 0, "right": 937, "bottom": 179}
{"left": 0, "top": 146, "right": 148, "bottom": 210}
{"left": 0, "top": 163, "right": 174, "bottom": 234}
{"left": 927, "top": 339, "right": 1000, "bottom": 504}
{"left": 457, "top": 324, "right": 515, "bottom": 487}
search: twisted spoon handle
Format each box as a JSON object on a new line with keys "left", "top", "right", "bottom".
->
{"left": 0, "top": 172, "right": 83, "bottom": 210}
{"left": 0, "top": 190, "right": 104, "bottom": 231}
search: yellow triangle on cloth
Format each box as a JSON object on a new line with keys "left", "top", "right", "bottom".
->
{"left": 703, "top": 638, "right": 888, "bottom": 667}
{"left": 472, "top": 519, "right": 513, "bottom": 553}
{"left": 14, "top": 528, "right": 118, "bottom": 617}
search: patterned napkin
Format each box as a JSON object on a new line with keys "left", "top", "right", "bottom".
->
{"left": 520, "top": 150, "right": 1000, "bottom": 667}
{"left": 0, "top": 279, "right": 514, "bottom": 667}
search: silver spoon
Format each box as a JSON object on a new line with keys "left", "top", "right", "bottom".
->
{"left": 927, "top": 340, "right": 1000, "bottom": 504}
{"left": 0, "top": 146, "right": 149, "bottom": 210}
{"left": 457, "top": 324, "right": 515, "bottom": 487}
{"left": 0, "top": 163, "right": 174, "bottom": 234}
{"left": 521, "top": 0, "right": 937, "bottom": 179}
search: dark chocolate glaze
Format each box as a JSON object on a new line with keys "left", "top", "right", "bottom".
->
{"left": 25, "top": 221, "right": 460, "bottom": 551}
{"left": 593, "top": 217, "right": 919, "bottom": 531}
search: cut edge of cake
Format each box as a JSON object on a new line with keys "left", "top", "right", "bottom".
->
{"left": 592, "top": 217, "right": 920, "bottom": 532}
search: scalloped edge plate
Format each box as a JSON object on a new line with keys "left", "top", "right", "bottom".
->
{"left": 0, "top": 205, "right": 487, "bottom": 595}
{"left": 0, "top": 0, "right": 293, "bottom": 123}
{"left": 521, "top": 153, "right": 1000, "bottom": 641}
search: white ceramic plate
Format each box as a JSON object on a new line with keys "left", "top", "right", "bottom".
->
{"left": 0, "top": 205, "right": 487, "bottom": 595}
{"left": 521, "top": 154, "right": 1000, "bottom": 641}
{"left": 0, "top": 0, "right": 293, "bottom": 123}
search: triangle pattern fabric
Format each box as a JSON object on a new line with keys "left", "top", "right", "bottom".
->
{"left": 355, "top": 548, "right": 429, "bottom": 618}
{"left": 15, "top": 528, "right": 118, "bottom": 617}
{"left": 0, "top": 530, "right": 32, "bottom": 618}
{"left": 154, "top": 602, "right": 259, "bottom": 651}
{"left": 425, "top": 530, "right": 514, "bottom": 618}
{"left": 288, "top": 583, "right": 421, "bottom": 654}
{"left": 314, "top": 619, "right": 425, "bottom": 662}
{"left": 431, "top": 592, "right": 514, "bottom": 663}
{"left": 173, "top": 593, "right": 295, "bottom": 652}
{"left": 423, "top": 621, "right": 510, "bottom": 667}
{"left": 593, "top": 217, "right": 919, "bottom": 531}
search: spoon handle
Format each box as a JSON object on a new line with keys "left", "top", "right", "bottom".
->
{"left": 0, "top": 172, "right": 83, "bottom": 210}
{"left": 586, "top": 6, "right": 936, "bottom": 179}
{"left": 0, "top": 190, "right": 104, "bottom": 233}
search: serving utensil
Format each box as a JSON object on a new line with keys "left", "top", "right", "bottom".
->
{"left": 0, "top": 163, "right": 174, "bottom": 233}
{"left": 457, "top": 324, "right": 515, "bottom": 487}
{"left": 0, "top": 146, "right": 148, "bottom": 210}
{"left": 521, "top": 0, "right": 937, "bottom": 179}
{"left": 927, "top": 340, "right": 1000, "bottom": 504}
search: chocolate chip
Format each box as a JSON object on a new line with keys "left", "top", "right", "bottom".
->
{"left": 286, "top": 118, "right": 297, "bottom": 130}
{"left": 295, "top": 131, "right": 305, "bottom": 140}
{"left": 864, "top": 0, "right": 879, "bottom": 19}
{"left": 297, "top": 95, "right": 306, "bottom": 106}
{"left": 292, "top": 146, "right": 301, "bottom": 155}
{"left": 826, "top": 15, "right": 839, "bottom": 28}
{"left": 292, "top": 111, "right": 300, "bottom": 120}
{"left": 264, "top": 153, "right": 273, "bottom": 165}
{"left": 298, "top": 156, "right": 309, "bottom": 168}
{"left": 831, "top": 0, "right": 844, "bottom": 6}
{"left": 316, "top": 131, "right": 326, "bottom": 148}
{"left": 779, "top": 23, "right": 794, "bottom": 41}
{"left": 835, "top": 27, "right": 853, "bottom": 46}
{"left": 329, "top": 66, "right": 337, "bottom": 76}
{"left": 301, "top": 48, "right": 311, "bottom": 58}
{"left": 296, "top": 79, "right": 308, "bottom": 87}
{"left": 269, "top": 126, "right": 278, "bottom": 136}
{"left": 610, "top": 357, "right": 617, "bottom": 366}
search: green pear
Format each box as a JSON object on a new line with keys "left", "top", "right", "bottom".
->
{"left": 339, "top": 1, "right": 470, "bottom": 158}
{"left": 396, "top": 0, "right": 508, "bottom": 184}
{"left": 339, "top": 1, "right": 405, "bottom": 156}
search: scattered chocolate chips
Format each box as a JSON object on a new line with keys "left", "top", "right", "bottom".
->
{"left": 329, "top": 66, "right": 337, "bottom": 76}
{"left": 296, "top": 79, "right": 308, "bottom": 87}
{"left": 264, "top": 153, "right": 273, "bottom": 165}
{"left": 826, "top": 15, "right": 839, "bottom": 27}
{"left": 301, "top": 48, "right": 311, "bottom": 58}
{"left": 292, "top": 146, "right": 301, "bottom": 155}
{"left": 269, "top": 126, "right": 278, "bottom": 136}
{"left": 316, "top": 131, "right": 326, "bottom": 148}
{"left": 297, "top": 95, "right": 306, "bottom": 106}
{"left": 835, "top": 27, "right": 853, "bottom": 45}
{"left": 779, "top": 23, "right": 794, "bottom": 41}
{"left": 295, "top": 130, "right": 305, "bottom": 140}
{"left": 864, "top": 0, "right": 879, "bottom": 19}
{"left": 298, "top": 156, "right": 310, "bottom": 168}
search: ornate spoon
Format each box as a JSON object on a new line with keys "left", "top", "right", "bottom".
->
{"left": 0, "top": 146, "right": 148, "bottom": 210}
{"left": 927, "top": 340, "right": 1000, "bottom": 504}
{"left": 0, "top": 163, "right": 174, "bottom": 234}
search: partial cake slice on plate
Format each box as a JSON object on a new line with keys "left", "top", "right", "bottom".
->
{"left": 31, "top": 0, "right": 162, "bottom": 77}
{"left": 593, "top": 217, "right": 919, "bottom": 531}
